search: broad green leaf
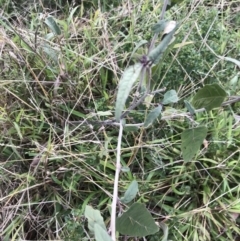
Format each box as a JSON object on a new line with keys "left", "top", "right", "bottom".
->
{"left": 94, "top": 224, "right": 113, "bottom": 241}
{"left": 115, "top": 63, "right": 142, "bottom": 121}
{"left": 144, "top": 105, "right": 162, "bottom": 128}
{"left": 191, "top": 84, "right": 227, "bottom": 111}
{"left": 116, "top": 203, "right": 159, "bottom": 237}
{"left": 84, "top": 205, "right": 107, "bottom": 233}
{"left": 120, "top": 180, "right": 138, "bottom": 204}
{"left": 148, "top": 24, "right": 177, "bottom": 65}
{"left": 162, "top": 90, "right": 179, "bottom": 105}
{"left": 181, "top": 126, "right": 208, "bottom": 162}
{"left": 184, "top": 100, "right": 195, "bottom": 115}
{"left": 45, "top": 16, "right": 61, "bottom": 35}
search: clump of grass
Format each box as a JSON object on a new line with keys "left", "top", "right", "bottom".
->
{"left": 0, "top": 0, "right": 240, "bottom": 240}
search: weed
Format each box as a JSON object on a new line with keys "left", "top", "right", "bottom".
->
{"left": 0, "top": 0, "right": 239, "bottom": 240}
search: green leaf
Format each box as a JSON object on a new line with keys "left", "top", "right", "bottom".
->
{"left": 115, "top": 63, "right": 142, "bottom": 121}
{"left": 162, "top": 90, "right": 179, "bottom": 105}
{"left": 123, "top": 126, "right": 139, "bottom": 132}
{"left": 229, "top": 74, "right": 239, "bottom": 89}
{"left": 181, "top": 126, "right": 208, "bottom": 162}
{"left": 116, "top": 203, "right": 159, "bottom": 237}
{"left": 130, "top": 40, "right": 149, "bottom": 61}
{"left": 144, "top": 105, "right": 162, "bottom": 128}
{"left": 148, "top": 23, "right": 177, "bottom": 65}
{"left": 191, "top": 84, "right": 227, "bottom": 111}
{"left": 42, "top": 43, "right": 58, "bottom": 62}
{"left": 184, "top": 100, "right": 195, "bottom": 115}
{"left": 13, "top": 122, "right": 23, "bottom": 140}
{"left": 94, "top": 224, "right": 113, "bottom": 241}
{"left": 120, "top": 180, "right": 138, "bottom": 204}
{"left": 67, "top": 6, "right": 80, "bottom": 23}
{"left": 45, "top": 16, "right": 61, "bottom": 35}
{"left": 84, "top": 205, "right": 107, "bottom": 233}
{"left": 152, "top": 19, "right": 168, "bottom": 34}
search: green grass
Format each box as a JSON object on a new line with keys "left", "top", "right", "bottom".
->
{"left": 0, "top": 0, "right": 240, "bottom": 240}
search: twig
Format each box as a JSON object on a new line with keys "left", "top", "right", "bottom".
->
{"left": 120, "top": 86, "right": 166, "bottom": 119}
{"left": 221, "top": 96, "right": 240, "bottom": 106}
{"left": 67, "top": 96, "right": 240, "bottom": 128}
{"left": 110, "top": 120, "right": 123, "bottom": 241}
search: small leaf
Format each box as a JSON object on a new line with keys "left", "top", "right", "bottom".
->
{"left": 45, "top": 16, "right": 61, "bottom": 35}
{"left": 115, "top": 63, "right": 142, "bottom": 121}
{"left": 116, "top": 203, "right": 159, "bottom": 237}
{"left": 94, "top": 224, "right": 113, "bottom": 241}
{"left": 184, "top": 100, "right": 195, "bottom": 115}
{"left": 144, "top": 105, "right": 162, "bottom": 128}
{"left": 162, "top": 90, "right": 179, "bottom": 105}
{"left": 162, "top": 21, "right": 177, "bottom": 36}
{"left": 67, "top": 6, "right": 80, "bottom": 23}
{"left": 191, "top": 84, "right": 227, "bottom": 111}
{"left": 181, "top": 126, "right": 208, "bottom": 162}
{"left": 45, "top": 32, "right": 55, "bottom": 40}
{"left": 13, "top": 122, "right": 23, "bottom": 140}
{"left": 123, "top": 126, "right": 139, "bottom": 132}
{"left": 130, "top": 40, "right": 149, "bottom": 61}
{"left": 144, "top": 94, "right": 154, "bottom": 108}
{"left": 148, "top": 24, "right": 177, "bottom": 65}
{"left": 229, "top": 74, "right": 239, "bottom": 89}
{"left": 42, "top": 44, "right": 58, "bottom": 62}
{"left": 152, "top": 19, "right": 168, "bottom": 34}
{"left": 120, "top": 180, "right": 138, "bottom": 204}
{"left": 84, "top": 206, "right": 107, "bottom": 233}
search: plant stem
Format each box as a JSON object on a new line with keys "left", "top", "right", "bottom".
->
{"left": 110, "top": 120, "right": 123, "bottom": 241}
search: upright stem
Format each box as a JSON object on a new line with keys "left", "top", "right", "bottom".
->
{"left": 110, "top": 2, "right": 170, "bottom": 239}
{"left": 110, "top": 120, "right": 123, "bottom": 241}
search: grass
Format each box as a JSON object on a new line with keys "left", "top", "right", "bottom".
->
{"left": 0, "top": 0, "right": 240, "bottom": 240}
